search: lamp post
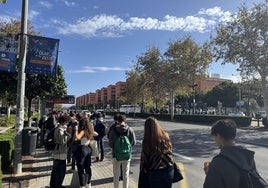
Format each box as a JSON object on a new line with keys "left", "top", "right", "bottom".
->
{"left": 13, "top": 0, "right": 28, "bottom": 174}
{"left": 191, "top": 84, "right": 198, "bottom": 115}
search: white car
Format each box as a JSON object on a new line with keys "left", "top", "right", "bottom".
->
{"left": 228, "top": 112, "right": 245, "bottom": 116}
{"left": 257, "top": 111, "right": 267, "bottom": 118}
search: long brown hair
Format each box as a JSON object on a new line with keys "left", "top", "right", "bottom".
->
{"left": 142, "top": 116, "right": 172, "bottom": 153}
{"left": 79, "top": 118, "right": 94, "bottom": 140}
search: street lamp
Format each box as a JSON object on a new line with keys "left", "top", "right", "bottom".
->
{"left": 189, "top": 84, "right": 198, "bottom": 114}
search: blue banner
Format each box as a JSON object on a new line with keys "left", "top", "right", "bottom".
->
{"left": 0, "top": 34, "right": 18, "bottom": 72}
{"left": 26, "top": 35, "right": 60, "bottom": 76}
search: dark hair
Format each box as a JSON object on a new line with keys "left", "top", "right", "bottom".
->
{"left": 58, "top": 115, "right": 68, "bottom": 124}
{"left": 97, "top": 112, "right": 102, "bottom": 119}
{"left": 113, "top": 113, "right": 120, "bottom": 121}
{"left": 79, "top": 118, "right": 86, "bottom": 130}
{"left": 117, "top": 114, "right": 126, "bottom": 123}
{"left": 211, "top": 119, "right": 237, "bottom": 140}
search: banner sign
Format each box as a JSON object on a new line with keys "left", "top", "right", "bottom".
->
{"left": 26, "top": 35, "right": 60, "bottom": 76}
{"left": 0, "top": 34, "right": 18, "bottom": 72}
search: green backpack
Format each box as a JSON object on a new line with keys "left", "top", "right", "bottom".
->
{"left": 114, "top": 129, "right": 132, "bottom": 161}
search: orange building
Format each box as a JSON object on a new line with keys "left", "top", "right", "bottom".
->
{"left": 197, "top": 76, "right": 232, "bottom": 92}
{"left": 75, "top": 76, "right": 231, "bottom": 108}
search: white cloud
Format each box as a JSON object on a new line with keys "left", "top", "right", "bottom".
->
{"left": 68, "top": 66, "right": 129, "bottom": 73}
{"left": 39, "top": 1, "right": 52, "bottom": 9}
{"left": 54, "top": 6, "right": 232, "bottom": 37}
{"left": 28, "top": 10, "right": 40, "bottom": 20}
{"left": 198, "top": 6, "right": 224, "bottom": 17}
{"left": 62, "top": 0, "right": 76, "bottom": 7}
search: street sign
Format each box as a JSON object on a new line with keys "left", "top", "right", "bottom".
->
{"left": 47, "top": 95, "right": 75, "bottom": 104}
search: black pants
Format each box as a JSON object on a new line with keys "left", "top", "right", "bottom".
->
{"left": 50, "top": 159, "right": 66, "bottom": 188}
{"left": 76, "top": 145, "right": 92, "bottom": 186}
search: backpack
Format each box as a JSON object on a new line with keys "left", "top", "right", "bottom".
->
{"left": 219, "top": 154, "right": 268, "bottom": 188}
{"left": 44, "top": 127, "right": 57, "bottom": 151}
{"left": 114, "top": 129, "right": 132, "bottom": 161}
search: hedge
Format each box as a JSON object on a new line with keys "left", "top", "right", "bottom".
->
{"left": 128, "top": 113, "right": 251, "bottom": 127}
{"left": 0, "top": 128, "right": 15, "bottom": 171}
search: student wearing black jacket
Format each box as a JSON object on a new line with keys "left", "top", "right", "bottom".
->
{"left": 203, "top": 119, "right": 258, "bottom": 188}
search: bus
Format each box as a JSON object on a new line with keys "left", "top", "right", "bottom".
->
{"left": 119, "top": 105, "right": 141, "bottom": 114}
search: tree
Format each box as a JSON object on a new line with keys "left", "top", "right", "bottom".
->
{"left": 212, "top": 0, "right": 268, "bottom": 114}
{"left": 164, "top": 36, "right": 212, "bottom": 117}
{"left": 133, "top": 47, "right": 166, "bottom": 111}
{"left": 205, "top": 82, "right": 238, "bottom": 108}
{"left": 25, "top": 65, "right": 67, "bottom": 121}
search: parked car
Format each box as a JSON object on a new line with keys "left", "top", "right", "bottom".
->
{"left": 228, "top": 111, "right": 245, "bottom": 116}
{"left": 257, "top": 111, "right": 267, "bottom": 119}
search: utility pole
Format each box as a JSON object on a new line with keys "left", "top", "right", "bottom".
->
{"left": 13, "top": 0, "right": 28, "bottom": 174}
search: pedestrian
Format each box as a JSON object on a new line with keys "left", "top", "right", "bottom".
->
{"left": 138, "top": 116, "right": 174, "bottom": 188}
{"left": 108, "top": 114, "right": 136, "bottom": 188}
{"left": 107, "top": 113, "right": 123, "bottom": 181}
{"left": 203, "top": 119, "right": 259, "bottom": 188}
{"left": 74, "top": 118, "right": 98, "bottom": 188}
{"left": 93, "top": 112, "right": 106, "bottom": 162}
{"left": 67, "top": 111, "right": 79, "bottom": 170}
{"left": 44, "top": 111, "right": 58, "bottom": 140}
{"left": 49, "top": 115, "right": 71, "bottom": 188}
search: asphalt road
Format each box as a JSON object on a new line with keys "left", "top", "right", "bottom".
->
{"left": 103, "top": 116, "right": 268, "bottom": 188}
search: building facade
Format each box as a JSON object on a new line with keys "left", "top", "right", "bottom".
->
{"left": 75, "top": 76, "right": 231, "bottom": 109}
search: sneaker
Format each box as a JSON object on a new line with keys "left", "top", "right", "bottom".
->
{"left": 119, "top": 176, "right": 123, "bottom": 181}
{"left": 99, "top": 159, "right": 104, "bottom": 162}
{"left": 86, "top": 183, "right": 91, "bottom": 188}
{"left": 93, "top": 159, "right": 99, "bottom": 163}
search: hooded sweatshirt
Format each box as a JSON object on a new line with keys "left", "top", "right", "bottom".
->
{"left": 203, "top": 145, "right": 256, "bottom": 188}
{"left": 108, "top": 123, "right": 136, "bottom": 158}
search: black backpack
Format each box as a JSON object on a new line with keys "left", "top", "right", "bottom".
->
{"left": 44, "top": 127, "right": 57, "bottom": 151}
{"left": 219, "top": 154, "right": 268, "bottom": 188}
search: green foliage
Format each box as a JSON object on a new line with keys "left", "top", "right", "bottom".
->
{"left": 212, "top": 0, "right": 268, "bottom": 117}
{"left": 205, "top": 82, "right": 238, "bottom": 107}
{"left": 0, "top": 115, "right": 16, "bottom": 127}
{"left": 0, "top": 128, "right": 15, "bottom": 171}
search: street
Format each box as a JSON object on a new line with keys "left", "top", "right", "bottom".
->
{"left": 104, "top": 116, "right": 268, "bottom": 188}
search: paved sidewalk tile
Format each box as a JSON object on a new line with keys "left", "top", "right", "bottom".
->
{"left": 26, "top": 148, "right": 137, "bottom": 188}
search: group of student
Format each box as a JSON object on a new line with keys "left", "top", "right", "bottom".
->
{"left": 44, "top": 110, "right": 266, "bottom": 188}
{"left": 44, "top": 111, "right": 137, "bottom": 188}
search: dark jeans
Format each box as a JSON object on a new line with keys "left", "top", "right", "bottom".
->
{"left": 76, "top": 145, "right": 92, "bottom": 186}
{"left": 71, "top": 142, "right": 79, "bottom": 169}
{"left": 50, "top": 159, "right": 66, "bottom": 188}
{"left": 96, "top": 138, "right": 104, "bottom": 160}
{"left": 148, "top": 166, "right": 174, "bottom": 188}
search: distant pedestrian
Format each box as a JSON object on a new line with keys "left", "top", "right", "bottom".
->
{"left": 203, "top": 119, "right": 265, "bottom": 188}
{"left": 108, "top": 114, "right": 136, "bottom": 188}
{"left": 138, "top": 116, "right": 174, "bottom": 188}
{"left": 49, "top": 115, "right": 71, "bottom": 188}
{"left": 74, "top": 118, "right": 98, "bottom": 188}
{"left": 93, "top": 112, "right": 106, "bottom": 162}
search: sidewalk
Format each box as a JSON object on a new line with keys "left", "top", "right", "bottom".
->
{"left": 2, "top": 147, "right": 138, "bottom": 188}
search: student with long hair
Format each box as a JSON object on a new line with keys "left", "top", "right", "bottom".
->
{"left": 74, "top": 118, "right": 98, "bottom": 188}
{"left": 139, "top": 116, "right": 174, "bottom": 188}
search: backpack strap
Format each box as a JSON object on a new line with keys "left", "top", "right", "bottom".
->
{"left": 114, "top": 127, "right": 128, "bottom": 137}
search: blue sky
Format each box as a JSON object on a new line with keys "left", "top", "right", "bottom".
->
{"left": 0, "top": 0, "right": 263, "bottom": 97}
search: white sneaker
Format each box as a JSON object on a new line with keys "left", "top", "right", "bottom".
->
{"left": 86, "top": 183, "right": 91, "bottom": 188}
